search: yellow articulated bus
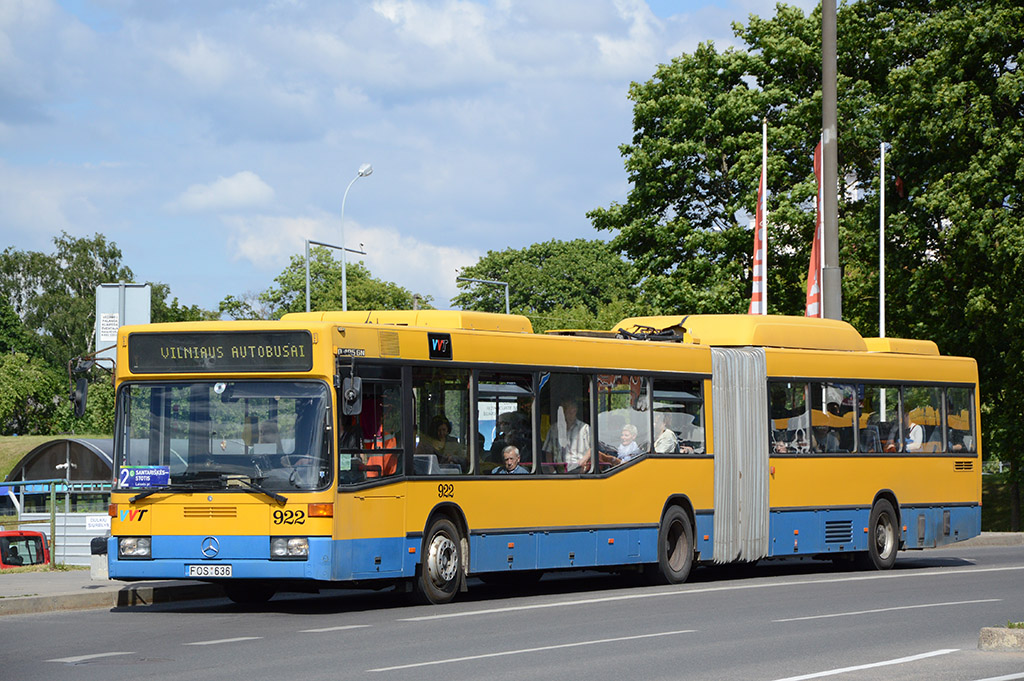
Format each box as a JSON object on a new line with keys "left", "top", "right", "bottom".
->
{"left": 106, "top": 311, "right": 980, "bottom": 604}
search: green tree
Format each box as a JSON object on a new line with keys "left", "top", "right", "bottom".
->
{"left": 590, "top": 0, "right": 1024, "bottom": 526}
{"left": 0, "top": 353, "right": 64, "bottom": 435}
{"left": 0, "top": 233, "right": 207, "bottom": 435}
{"left": 151, "top": 282, "right": 216, "bottom": 323}
{"left": 220, "top": 247, "right": 433, "bottom": 319}
{"left": 452, "top": 239, "right": 639, "bottom": 330}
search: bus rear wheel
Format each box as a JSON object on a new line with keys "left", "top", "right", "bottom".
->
{"left": 415, "top": 517, "right": 463, "bottom": 605}
{"left": 647, "top": 506, "right": 693, "bottom": 585}
{"left": 859, "top": 499, "right": 899, "bottom": 570}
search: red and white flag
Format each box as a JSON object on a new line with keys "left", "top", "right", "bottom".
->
{"left": 806, "top": 139, "right": 824, "bottom": 318}
{"left": 749, "top": 120, "right": 768, "bottom": 315}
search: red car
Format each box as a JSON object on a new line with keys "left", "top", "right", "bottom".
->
{"left": 0, "top": 530, "right": 50, "bottom": 568}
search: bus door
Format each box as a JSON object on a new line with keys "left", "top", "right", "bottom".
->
{"left": 710, "top": 347, "right": 770, "bottom": 563}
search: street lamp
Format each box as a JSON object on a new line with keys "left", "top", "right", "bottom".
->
{"left": 341, "top": 163, "right": 373, "bottom": 312}
{"left": 457, "top": 276, "right": 510, "bottom": 315}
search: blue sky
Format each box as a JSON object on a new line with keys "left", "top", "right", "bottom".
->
{"left": 1, "top": 0, "right": 815, "bottom": 314}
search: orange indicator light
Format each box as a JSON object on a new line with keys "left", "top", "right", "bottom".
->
{"left": 108, "top": 503, "right": 118, "bottom": 517}
{"left": 508, "top": 542, "right": 515, "bottom": 549}
{"left": 409, "top": 547, "right": 416, "bottom": 554}
{"left": 703, "top": 535, "right": 709, "bottom": 541}
{"left": 793, "top": 529, "right": 799, "bottom": 535}
{"left": 608, "top": 538, "right": 614, "bottom": 545}
{"left": 307, "top": 503, "right": 333, "bottom": 517}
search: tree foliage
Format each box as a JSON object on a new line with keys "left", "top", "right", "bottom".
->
{"left": 219, "top": 247, "right": 433, "bottom": 320}
{"left": 0, "top": 233, "right": 208, "bottom": 435}
{"left": 452, "top": 239, "right": 638, "bottom": 331}
{"left": 590, "top": 0, "right": 1024, "bottom": 525}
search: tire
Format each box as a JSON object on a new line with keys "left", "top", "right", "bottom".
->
{"left": 647, "top": 506, "right": 694, "bottom": 585}
{"left": 224, "top": 581, "right": 275, "bottom": 605}
{"left": 859, "top": 499, "right": 899, "bottom": 570}
{"left": 415, "top": 517, "right": 464, "bottom": 604}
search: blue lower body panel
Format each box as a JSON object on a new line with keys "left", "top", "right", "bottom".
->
{"left": 108, "top": 503, "right": 981, "bottom": 584}
{"left": 764, "top": 504, "right": 981, "bottom": 557}
{"left": 469, "top": 527, "right": 658, "bottom": 573}
{"left": 108, "top": 535, "right": 335, "bottom": 581}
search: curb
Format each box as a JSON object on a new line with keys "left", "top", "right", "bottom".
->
{"left": 0, "top": 582, "right": 224, "bottom": 617}
{"left": 979, "top": 627, "right": 1024, "bottom": 652}
{"left": 959, "top": 532, "right": 1024, "bottom": 547}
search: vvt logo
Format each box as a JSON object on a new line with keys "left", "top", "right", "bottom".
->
{"left": 427, "top": 333, "right": 453, "bottom": 360}
{"left": 119, "top": 509, "right": 148, "bottom": 521}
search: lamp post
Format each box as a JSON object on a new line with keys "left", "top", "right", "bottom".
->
{"left": 457, "top": 276, "right": 510, "bottom": 315}
{"left": 341, "top": 163, "right": 373, "bottom": 312}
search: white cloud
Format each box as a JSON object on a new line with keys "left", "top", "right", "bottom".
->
{"left": 162, "top": 33, "right": 237, "bottom": 90}
{"left": 224, "top": 212, "right": 479, "bottom": 306}
{"left": 0, "top": 160, "right": 113, "bottom": 239}
{"left": 169, "top": 171, "right": 275, "bottom": 213}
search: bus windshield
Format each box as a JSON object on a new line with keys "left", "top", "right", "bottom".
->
{"left": 115, "top": 381, "right": 331, "bottom": 491}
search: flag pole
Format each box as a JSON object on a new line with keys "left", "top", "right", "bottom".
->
{"left": 762, "top": 118, "right": 768, "bottom": 314}
{"left": 879, "top": 142, "right": 886, "bottom": 338}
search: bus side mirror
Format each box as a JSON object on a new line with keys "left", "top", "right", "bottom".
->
{"left": 342, "top": 377, "right": 362, "bottom": 416}
{"left": 71, "top": 378, "right": 88, "bottom": 418}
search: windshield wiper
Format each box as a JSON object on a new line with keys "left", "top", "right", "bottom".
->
{"left": 222, "top": 475, "right": 288, "bottom": 505}
{"left": 129, "top": 481, "right": 224, "bottom": 503}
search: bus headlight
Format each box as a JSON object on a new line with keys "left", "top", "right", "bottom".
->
{"left": 270, "top": 537, "right": 308, "bottom": 559}
{"left": 119, "top": 536, "right": 152, "bottom": 558}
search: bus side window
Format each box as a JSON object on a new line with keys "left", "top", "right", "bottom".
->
{"left": 946, "top": 387, "right": 975, "bottom": 453}
{"left": 769, "top": 382, "right": 808, "bottom": 454}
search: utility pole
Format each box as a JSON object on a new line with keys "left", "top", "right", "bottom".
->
{"left": 822, "top": 0, "right": 842, "bottom": 320}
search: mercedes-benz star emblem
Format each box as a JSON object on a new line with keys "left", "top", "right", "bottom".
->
{"left": 200, "top": 536, "right": 220, "bottom": 558}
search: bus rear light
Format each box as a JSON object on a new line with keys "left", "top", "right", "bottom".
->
{"left": 307, "top": 503, "right": 333, "bottom": 518}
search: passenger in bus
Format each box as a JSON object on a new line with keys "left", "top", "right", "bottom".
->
{"left": 653, "top": 413, "right": 678, "bottom": 454}
{"left": 417, "top": 415, "right": 467, "bottom": 470}
{"left": 616, "top": 424, "right": 642, "bottom": 462}
{"left": 6, "top": 545, "right": 23, "bottom": 566}
{"left": 492, "top": 445, "right": 528, "bottom": 474}
{"left": 542, "top": 399, "right": 592, "bottom": 472}
{"left": 903, "top": 408, "right": 924, "bottom": 452}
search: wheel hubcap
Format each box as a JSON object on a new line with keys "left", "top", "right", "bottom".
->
{"left": 667, "top": 521, "right": 686, "bottom": 571}
{"left": 426, "top": 533, "right": 458, "bottom": 587}
{"left": 875, "top": 513, "right": 894, "bottom": 558}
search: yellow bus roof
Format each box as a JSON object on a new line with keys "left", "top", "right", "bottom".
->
{"left": 281, "top": 309, "right": 534, "bottom": 334}
{"left": 612, "top": 315, "right": 868, "bottom": 352}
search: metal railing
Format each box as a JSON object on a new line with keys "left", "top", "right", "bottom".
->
{"left": 1, "top": 479, "right": 113, "bottom": 568}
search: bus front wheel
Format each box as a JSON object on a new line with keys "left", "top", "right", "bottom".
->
{"left": 415, "top": 517, "right": 463, "bottom": 604}
{"left": 647, "top": 506, "right": 693, "bottom": 585}
{"left": 859, "top": 499, "right": 898, "bottom": 570}
{"left": 224, "top": 581, "right": 275, "bottom": 605}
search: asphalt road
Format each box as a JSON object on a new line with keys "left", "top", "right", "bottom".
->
{"left": 2, "top": 545, "right": 1023, "bottom": 681}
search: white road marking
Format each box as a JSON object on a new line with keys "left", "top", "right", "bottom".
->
{"left": 772, "top": 597, "right": 1002, "bottom": 622}
{"left": 367, "top": 629, "right": 696, "bottom": 672}
{"left": 48, "top": 652, "right": 134, "bottom": 663}
{"left": 399, "top": 565, "right": 1024, "bottom": 622}
{"left": 770, "top": 648, "right": 959, "bottom": 681}
{"left": 183, "top": 636, "right": 262, "bottom": 646}
{"left": 972, "top": 674, "right": 1024, "bottom": 681}
{"left": 300, "top": 624, "right": 372, "bottom": 633}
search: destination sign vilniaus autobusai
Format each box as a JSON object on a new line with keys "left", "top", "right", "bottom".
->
{"left": 128, "top": 331, "right": 313, "bottom": 373}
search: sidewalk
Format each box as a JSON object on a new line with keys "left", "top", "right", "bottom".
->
{"left": 0, "top": 532, "right": 1020, "bottom": 616}
{"left": 0, "top": 568, "right": 223, "bottom": 616}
